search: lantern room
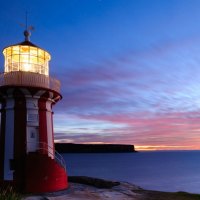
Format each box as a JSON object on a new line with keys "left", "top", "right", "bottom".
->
{"left": 3, "top": 41, "right": 50, "bottom": 76}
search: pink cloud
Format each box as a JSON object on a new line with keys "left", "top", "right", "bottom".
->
{"left": 54, "top": 111, "right": 200, "bottom": 150}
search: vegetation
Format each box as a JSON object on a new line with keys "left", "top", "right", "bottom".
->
{"left": 0, "top": 185, "right": 21, "bottom": 200}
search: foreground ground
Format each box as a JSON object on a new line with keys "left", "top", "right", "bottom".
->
{"left": 23, "top": 176, "right": 200, "bottom": 200}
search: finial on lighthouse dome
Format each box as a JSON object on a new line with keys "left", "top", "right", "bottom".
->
{"left": 24, "top": 29, "right": 31, "bottom": 41}
{"left": 23, "top": 12, "right": 34, "bottom": 41}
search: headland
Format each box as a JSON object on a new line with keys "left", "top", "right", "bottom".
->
{"left": 55, "top": 143, "right": 136, "bottom": 153}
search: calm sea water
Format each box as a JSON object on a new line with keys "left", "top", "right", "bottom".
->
{"left": 62, "top": 151, "right": 200, "bottom": 193}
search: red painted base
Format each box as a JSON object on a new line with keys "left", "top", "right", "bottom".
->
{"left": 25, "top": 153, "right": 68, "bottom": 193}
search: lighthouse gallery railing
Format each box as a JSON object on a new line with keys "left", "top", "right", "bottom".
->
{"left": 27, "top": 141, "right": 66, "bottom": 171}
{"left": 0, "top": 71, "right": 60, "bottom": 93}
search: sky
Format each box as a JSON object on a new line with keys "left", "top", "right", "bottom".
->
{"left": 1, "top": 0, "right": 200, "bottom": 150}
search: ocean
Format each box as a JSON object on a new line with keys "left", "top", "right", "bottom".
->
{"left": 62, "top": 151, "right": 200, "bottom": 193}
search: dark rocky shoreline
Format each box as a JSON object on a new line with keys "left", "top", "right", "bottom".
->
{"left": 24, "top": 176, "right": 200, "bottom": 200}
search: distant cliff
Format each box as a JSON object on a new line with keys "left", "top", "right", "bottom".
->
{"left": 55, "top": 143, "right": 136, "bottom": 153}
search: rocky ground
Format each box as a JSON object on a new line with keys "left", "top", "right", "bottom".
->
{"left": 23, "top": 176, "right": 200, "bottom": 200}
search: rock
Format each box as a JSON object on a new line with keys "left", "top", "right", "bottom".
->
{"left": 68, "top": 176, "right": 120, "bottom": 188}
{"left": 22, "top": 177, "right": 143, "bottom": 200}
{"left": 22, "top": 176, "right": 200, "bottom": 200}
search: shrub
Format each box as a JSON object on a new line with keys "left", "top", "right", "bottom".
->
{"left": 0, "top": 185, "right": 21, "bottom": 200}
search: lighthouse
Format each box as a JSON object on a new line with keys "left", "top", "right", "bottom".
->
{"left": 0, "top": 30, "right": 68, "bottom": 193}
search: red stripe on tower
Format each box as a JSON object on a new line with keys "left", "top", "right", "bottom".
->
{"left": 38, "top": 97, "right": 48, "bottom": 152}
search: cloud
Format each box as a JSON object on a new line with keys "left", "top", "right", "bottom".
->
{"left": 54, "top": 110, "right": 200, "bottom": 150}
{"left": 55, "top": 36, "right": 200, "bottom": 115}
{"left": 53, "top": 36, "right": 200, "bottom": 150}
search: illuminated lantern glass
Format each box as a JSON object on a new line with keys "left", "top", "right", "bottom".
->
{"left": 3, "top": 42, "right": 51, "bottom": 76}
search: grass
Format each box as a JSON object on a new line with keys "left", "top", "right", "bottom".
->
{"left": 0, "top": 185, "right": 21, "bottom": 200}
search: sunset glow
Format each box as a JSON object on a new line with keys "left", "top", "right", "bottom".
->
{"left": 1, "top": 0, "right": 200, "bottom": 150}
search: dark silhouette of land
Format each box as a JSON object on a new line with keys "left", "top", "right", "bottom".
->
{"left": 55, "top": 143, "right": 136, "bottom": 153}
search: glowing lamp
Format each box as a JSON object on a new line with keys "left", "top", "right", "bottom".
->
{"left": 3, "top": 41, "right": 50, "bottom": 75}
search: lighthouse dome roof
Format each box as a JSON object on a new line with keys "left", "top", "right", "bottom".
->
{"left": 15, "top": 40, "right": 39, "bottom": 48}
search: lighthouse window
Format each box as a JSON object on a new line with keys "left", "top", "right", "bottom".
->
{"left": 12, "top": 46, "right": 19, "bottom": 54}
{"left": 31, "top": 132, "right": 35, "bottom": 138}
{"left": 27, "top": 113, "right": 38, "bottom": 122}
{"left": 38, "top": 49, "right": 45, "bottom": 59}
{"left": 21, "top": 46, "right": 29, "bottom": 53}
{"left": 38, "top": 57, "right": 44, "bottom": 65}
{"left": 30, "top": 47, "right": 37, "bottom": 56}
{"left": 12, "top": 63, "right": 19, "bottom": 71}
{"left": 30, "top": 56, "right": 37, "bottom": 62}
{"left": 13, "top": 54, "right": 19, "bottom": 62}
{"left": 6, "top": 48, "right": 12, "bottom": 56}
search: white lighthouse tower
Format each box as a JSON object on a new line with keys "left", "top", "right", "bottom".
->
{"left": 0, "top": 30, "right": 68, "bottom": 193}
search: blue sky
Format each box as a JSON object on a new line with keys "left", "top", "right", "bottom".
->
{"left": 1, "top": 0, "right": 200, "bottom": 150}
